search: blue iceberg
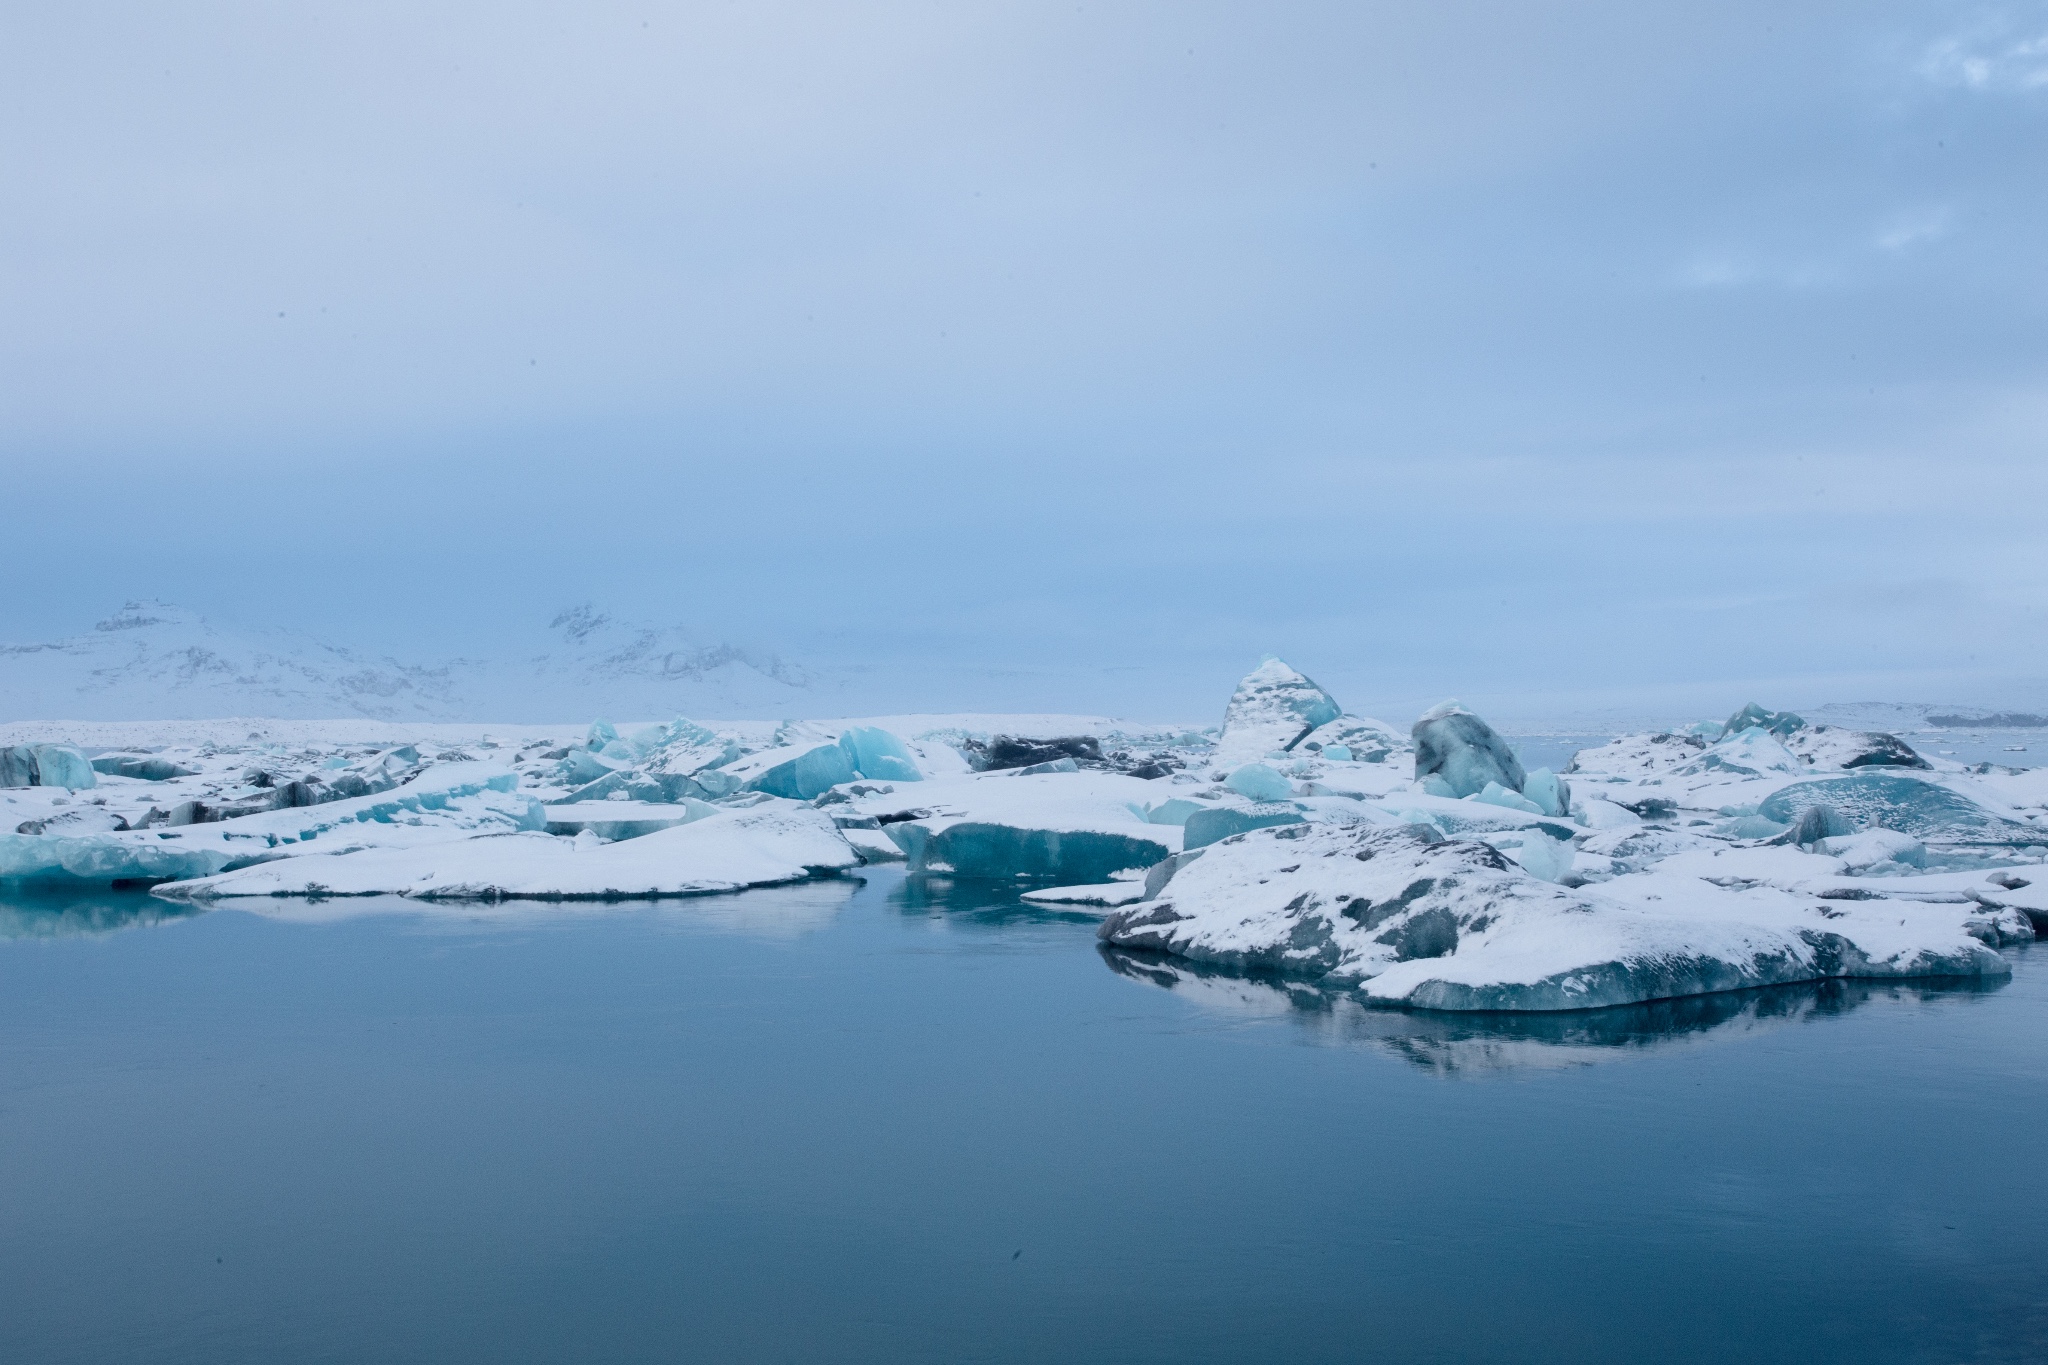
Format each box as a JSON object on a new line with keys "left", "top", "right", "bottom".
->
{"left": 746, "top": 743, "right": 859, "bottom": 800}
{"left": 1412, "top": 701, "right": 1525, "bottom": 799}
{"left": 1182, "top": 804, "right": 1305, "bottom": 850}
{"left": 1757, "top": 774, "right": 2023, "bottom": 844}
{"left": 837, "top": 727, "right": 922, "bottom": 782}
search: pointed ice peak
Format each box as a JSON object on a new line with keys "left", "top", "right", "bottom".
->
{"left": 1418, "top": 698, "right": 1469, "bottom": 723}
{"left": 1215, "top": 658, "right": 1343, "bottom": 765}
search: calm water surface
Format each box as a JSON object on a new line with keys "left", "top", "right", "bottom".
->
{"left": 1, "top": 872, "right": 2044, "bottom": 1364}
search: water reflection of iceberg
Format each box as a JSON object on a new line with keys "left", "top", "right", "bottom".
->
{"left": 229, "top": 878, "right": 863, "bottom": 941}
{"left": 0, "top": 891, "right": 204, "bottom": 942}
{"left": 888, "top": 873, "right": 1108, "bottom": 926}
{"left": 1099, "top": 946, "right": 2009, "bottom": 1075}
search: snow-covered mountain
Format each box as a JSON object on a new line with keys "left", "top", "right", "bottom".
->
{"left": 0, "top": 601, "right": 828, "bottom": 722}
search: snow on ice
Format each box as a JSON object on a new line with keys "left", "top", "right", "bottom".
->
{"left": 3, "top": 661, "right": 2044, "bottom": 1014}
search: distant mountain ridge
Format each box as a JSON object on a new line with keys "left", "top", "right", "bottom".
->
{"left": 0, "top": 601, "right": 826, "bottom": 722}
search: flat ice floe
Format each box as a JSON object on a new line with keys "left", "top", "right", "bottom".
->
{"left": 155, "top": 805, "right": 857, "bottom": 902}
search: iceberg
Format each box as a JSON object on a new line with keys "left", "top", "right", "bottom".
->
{"left": 156, "top": 805, "right": 858, "bottom": 901}
{"left": 1784, "top": 726, "right": 1931, "bottom": 771}
{"left": 557, "top": 746, "right": 632, "bottom": 787}
{"left": 739, "top": 742, "right": 859, "bottom": 800}
{"left": 21, "top": 745, "right": 96, "bottom": 790}
{"left": 2, "top": 763, "right": 542, "bottom": 887}
{"left": 544, "top": 798, "right": 718, "bottom": 841}
{"left": 1215, "top": 658, "right": 1343, "bottom": 764}
{"left": 837, "top": 726, "right": 922, "bottom": 782}
{"left": 1182, "top": 804, "right": 1304, "bottom": 850}
{"left": 1723, "top": 702, "right": 1805, "bottom": 737}
{"left": 1137, "top": 797, "right": 1208, "bottom": 826}
{"left": 1520, "top": 767, "right": 1572, "bottom": 818}
{"left": 1411, "top": 701, "right": 1525, "bottom": 798}
{"left": 890, "top": 822, "right": 1173, "bottom": 884}
{"left": 975, "top": 735, "right": 1103, "bottom": 771}
{"left": 729, "top": 728, "right": 923, "bottom": 799}
{"left": 840, "top": 770, "right": 1180, "bottom": 883}
{"left": 89, "top": 755, "right": 199, "bottom": 781}
{"left": 1098, "top": 820, "right": 2011, "bottom": 1011}
{"left": 1757, "top": 774, "right": 2024, "bottom": 844}
{"left": 1298, "top": 715, "right": 1406, "bottom": 765}
{"left": 1471, "top": 781, "right": 1544, "bottom": 815}
{"left": 0, "top": 746, "right": 35, "bottom": 787}
{"left": 1681, "top": 726, "right": 1802, "bottom": 777}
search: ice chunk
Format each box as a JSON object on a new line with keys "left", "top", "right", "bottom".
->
{"left": 890, "top": 822, "right": 1172, "bottom": 883}
{"left": 1098, "top": 820, "right": 2009, "bottom": 1011}
{"left": 1503, "top": 831, "right": 1574, "bottom": 883}
{"left": 1298, "top": 715, "right": 1405, "bottom": 765}
{"left": 0, "top": 746, "right": 35, "bottom": 788}
{"left": 1783, "top": 726, "right": 1931, "bottom": 771}
{"left": 1010, "top": 758, "right": 1079, "bottom": 775}
{"left": 837, "top": 726, "right": 922, "bottom": 782}
{"left": 740, "top": 743, "right": 859, "bottom": 800}
{"left": 557, "top": 748, "right": 628, "bottom": 786}
{"left": 1576, "top": 799, "right": 1643, "bottom": 830}
{"left": 1682, "top": 726, "right": 1802, "bottom": 777}
{"left": 1723, "top": 702, "right": 1804, "bottom": 737}
{"left": 586, "top": 719, "right": 620, "bottom": 748}
{"left": 1216, "top": 658, "right": 1343, "bottom": 764}
{"left": 544, "top": 798, "right": 718, "bottom": 842}
{"left": 1816, "top": 829, "right": 1927, "bottom": 873}
{"left": 559, "top": 770, "right": 671, "bottom": 804}
{"left": 1471, "top": 781, "right": 1544, "bottom": 815}
{"left": 1717, "top": 814, "right": 1792, "bottom": 840}
{"left": 975, "top": 736, "right": 1103, "bottom": 771}
{"left": 1758, "top": 774, "right": 2023, "bottom": 843}
{"left": 28, "top": 746, "right": 96, "bottom": 790}
{"left": 1224, "top": 763, "right": 1293, "bottom": 802}
{"left": 1182, "top": 804, "right": 1304, "bottom": 850}
{"left": 1140, "top": 798, "right": 1208, "bottom": 826}
{"left": 847, "top": 770, "right": 1182, "bottom": 882}
{"left": 14, "top": 807, "right": 129, "bottom": 837}
{"left": 1411, "top": 701, "right": 1525, "bottom": 798}
{"left": 89, "top": 755, "right": 199, "bottom": 781}
{"left": 1, "top": 832, "right": 235, "bottom": 885}
{"left": 1019, "top": 882, "right": 1150, "bottom": 908}
{"left": 1521, "top": 768, "right": 1572, "bottom": 818}
{"left": 6, "top": 764, "right": 541, "bottom": 888}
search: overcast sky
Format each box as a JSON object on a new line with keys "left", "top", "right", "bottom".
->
{"left": 4, "top": 2, "right": 2045, "bottom": 720}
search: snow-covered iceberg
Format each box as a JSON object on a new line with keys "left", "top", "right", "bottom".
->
{"left": 1214, "top": 659, "right": 1342, "bottom": 764}
{"left": 837, "top": 771, "right": 1179, "bottom": 884}
{"left": 154, "top": 804, "right": 857, "bottom": 902}
{"left": 1098, "top": 820, "right": 2014, "bottom": 1011}
{"left": 2, "top": 762, "right": 541, "bottom": 887}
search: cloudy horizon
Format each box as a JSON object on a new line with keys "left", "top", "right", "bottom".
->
{"left": 6, "top": 2, "right": 2045, "bottom": 722}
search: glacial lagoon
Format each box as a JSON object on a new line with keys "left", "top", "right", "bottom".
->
{"left": 1, "top": 871, "right": 2043, "bottom": 1365}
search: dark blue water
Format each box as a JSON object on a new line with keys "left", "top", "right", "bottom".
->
{"left": 2, "top": 873, "right": 2045, "bottom": 1364}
